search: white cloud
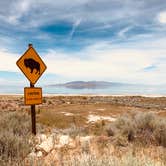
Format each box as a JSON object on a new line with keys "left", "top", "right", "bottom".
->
{"left": 0, "top": 39, "right": 165, "bottom": 85}
{"left": 158, "top": 11, "right": 166, "bottom": 24}
{"left": 6, "top": 0, "right": 32, "bottom": 25}
{"left": 0, "top": 21, "right": 166, "bottom": 86}
{"left": 43, "top": 41, "right": 166, "bottom": 84}
{"left": 0, "top": 50, "right": 18, "bottom": 72}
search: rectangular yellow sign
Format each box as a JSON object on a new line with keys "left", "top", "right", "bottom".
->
{"left": 24, "top": 87, "right": 42, "bottom": 105}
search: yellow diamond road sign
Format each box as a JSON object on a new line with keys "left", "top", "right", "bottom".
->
{"left": 16, "top": 46, "right": 47, "bottom": 84}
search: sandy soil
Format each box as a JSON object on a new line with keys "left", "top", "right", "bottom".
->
{"left": 0, "top": 95, "right": 165, "bottom": 128}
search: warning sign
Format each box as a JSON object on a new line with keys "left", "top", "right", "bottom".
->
{"left": 24, "top": 87, "right": 42, "bottom": 105}
{"left": 16, "top": 46, "right": 47, "bottom": 85}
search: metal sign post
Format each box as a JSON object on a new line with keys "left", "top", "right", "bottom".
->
{"left": 30, "top": 82, "right": 36, "bottom": 135}
{"left": 16, "top": 44, "right": 47, "bottom": 135}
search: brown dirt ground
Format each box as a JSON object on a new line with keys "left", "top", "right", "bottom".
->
{"left": 0, "top": 95, "right": 165, "bottom": 129}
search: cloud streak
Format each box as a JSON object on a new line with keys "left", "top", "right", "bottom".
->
{"left": 69, "top": 19, "right": 82, "bottom": 39}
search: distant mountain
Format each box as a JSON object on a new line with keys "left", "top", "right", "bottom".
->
{"left": 47, "top": 81, "right": 129, "bottom": 89}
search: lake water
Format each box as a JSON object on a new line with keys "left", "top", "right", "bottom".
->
{"left": 0, "top": 84, "right": 166, "bottom": 96}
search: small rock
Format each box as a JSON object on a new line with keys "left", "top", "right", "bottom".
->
{"left": 44, "top": 149, "right": 59, "bottom": 164}
{"left": 28, "top": 151, "right": 36, "bottom": 158}
{"left": 54, "top": 135, "right": 74, "bottom": 149}
{"left": 59, "top": 135, "right": 70, "bottom": 146}
{"left": 64, "top": 112, "right": 73, "bottom": 116}
{"left": 36, "top": 136, "right": 54, "bottom": 153}
{"left": 36, "top": 151, "right": 43, "bottom": 157}
{"left": 68, "top": 141, "right": 76, "bottom": 148}
{"left": 36, "top": 134, "right": 47, "bottom": 144}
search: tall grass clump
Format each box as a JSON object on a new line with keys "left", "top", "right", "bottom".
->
{"left": 107, "top": 112, "right": 166, "bottom": 147}
{"left": 0, "top": 111, "right": 32, "bottom": 165}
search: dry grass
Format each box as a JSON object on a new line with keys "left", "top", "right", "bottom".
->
{"left": 0, "top": 111, "right": 32, "bottom": 165}
{"left": 65, "top": 152, "right": 165, "bottom": 166}
{"left": 29, "top": 132, "right": 166, "bottom": 166}
{"left": 37, "top": 109, "right": 87, "bottom": 129}
{"left": 62, "top": 124, "right": 88, "bottom": 138}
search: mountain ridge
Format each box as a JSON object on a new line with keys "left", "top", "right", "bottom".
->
{"left": 47, "top": 81, "right": 130, "bottom": 89}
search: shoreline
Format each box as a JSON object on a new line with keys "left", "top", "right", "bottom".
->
{"left": 0, "top": 93, "right": 165, "bottom": 97}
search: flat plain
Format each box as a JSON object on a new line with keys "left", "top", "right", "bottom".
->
{"left": 0, "top": 95, "right": 166, "bottom": 165}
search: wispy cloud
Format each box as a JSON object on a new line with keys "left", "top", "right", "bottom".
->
{"left": 118, "top": 26, "right": 132, "bottom": 38}
{"left": 69, "top": 19, "right": 82, "bottom": 39}
{"left": 143, "top": 65, "right": 157, "bottom": 72}
{"left": 78, "top": 24, "right": 112, "bottom": 32}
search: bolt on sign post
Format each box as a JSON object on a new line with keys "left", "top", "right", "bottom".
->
{"left": 16, "top": 44, "right": 47, "bottom": 135}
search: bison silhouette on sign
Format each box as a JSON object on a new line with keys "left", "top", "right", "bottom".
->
{"left": 24, "top": 58, "right": 40, "bottom": 75}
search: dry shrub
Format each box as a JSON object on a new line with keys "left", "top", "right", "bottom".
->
{"left": 154, "top": 118, "right": 166, "bottom": 147}
{"left": 0, "top": 111, "right": 32, "bottom": 165}
{"left": 62, "top": 124, "right": 87, "bottom": 138}
{"left": 107, "top": 112, "right": 166, "bottom": 147}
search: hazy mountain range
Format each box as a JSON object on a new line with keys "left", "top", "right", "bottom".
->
{"left": 47, "top": 81, "right": 130, "bottom": 89}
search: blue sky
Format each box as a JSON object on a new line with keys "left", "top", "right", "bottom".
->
{"left": 0, "top": 0, "right": 166, "bottom": 86}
